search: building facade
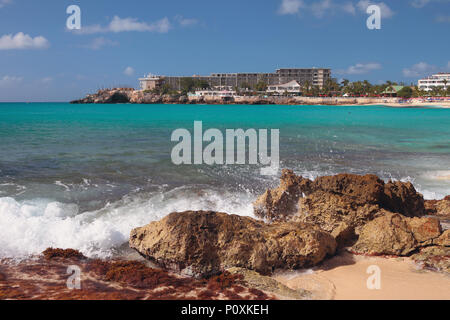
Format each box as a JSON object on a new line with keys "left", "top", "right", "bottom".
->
{"left": 139, "top": 68, "right": 331, "bottom": 92}
{"left": 267, "top": 80, "right": 302, "bottom": 95}
{"left": 418, "top": 73, "right": 450, "bottom": 92}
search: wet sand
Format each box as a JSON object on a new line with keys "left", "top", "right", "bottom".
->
{"left": 274, "top": 252, "right": 450, "bottom": 300}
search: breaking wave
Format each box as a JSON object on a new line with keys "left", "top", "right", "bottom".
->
{"left": 0, "top": 187, "right": 256, "bottom": 259}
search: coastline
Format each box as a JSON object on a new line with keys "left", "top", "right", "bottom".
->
{"left": 1, "top": 171, "right": 449, "bottom": 300}
{"left": 274, "top": 251, "right": 450, "bottom": 300}
{"left": 70, "top": 88, "right": 450, "bottom": 108}
{"left": 2, "top": 250, "right": 448, "bottom": 300}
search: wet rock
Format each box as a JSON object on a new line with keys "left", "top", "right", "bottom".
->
{"left": 130, "top": 210, "right": 336, "bottom": 278}
{"left": 254, "top": 171, "right": 426, "bottom": 247}
{"left": 424, "top": 198, "right": 450, "bottom": 217}
{"left": 352, "top": 213, "right": 442, "bottom": 256}
{"left": 434, "top": 230, "right": 450, "bottom": 247}
{"left": 296, "top": 190, "right": 386, "bottom": 235}
{"left": 330, "top": 222, "right": 358, "bottom": 249}
{"left": 226, "top": 267, "right": 311, "bottom": 300}
{"left": 411, "top": 246, "right": 450, "bottom": 273}
{"left": 253, "top": 169, "right": 313, "bottom": 221}
{"left": 382, "top": 181, "right": 425, "bottom": 217}
{"left": 314, "top": 173, "right": 385, "bottom": 205}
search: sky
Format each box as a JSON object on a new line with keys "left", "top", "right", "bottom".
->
{"left": 0, "top": 0, "right": 449, "bottom": 101}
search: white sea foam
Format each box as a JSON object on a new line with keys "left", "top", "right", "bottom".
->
{"left": 0, "top": 188, "right": 256, "bottom": 259}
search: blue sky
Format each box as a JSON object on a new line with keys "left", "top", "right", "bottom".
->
{"left": 0, "top": 0, "right": 449, "bottom": 101}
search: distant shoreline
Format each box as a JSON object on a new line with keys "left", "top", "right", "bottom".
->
{"left": 70, "top": 89, "right": 450, "bottom": 108}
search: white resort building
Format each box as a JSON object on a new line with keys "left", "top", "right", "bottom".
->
{"left": 267, "top": 80, "right": 302, "bottom": 95}
{"left": 418, "top": 73, "right": 450, "bottom": 92}
{"left": 139, "top": 74, "right": 163, "bottom": 91}
{"left": 191, "top": 89, "right": 238, "bottom": 98}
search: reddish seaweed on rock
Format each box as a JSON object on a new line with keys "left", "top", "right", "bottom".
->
{"left": 42, "top": 248, "right": 86, "bottom": 261}
{"left": 0, "top": 248, "right": 274, "bottom": 300}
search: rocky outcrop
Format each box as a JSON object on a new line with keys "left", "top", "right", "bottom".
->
{"left": 382, "top": 181, "right": 426, "bottom": 217}
{"left": 425, "top": 197, "right": 450, "bottom": 217}
{"left": 226, "top": 267, "right": 311, "bottom": 300}
{"left": 411, "top": 246, "right": 450, "bottom": 273}
{"left": 71, "top": 88, "right": 133, "bottom": 104}
{"left": 254, "top": 170, "right": 426, "bottom": 247}
{"left": 72, "top": 89, "right": 402, "bottom": 105}
{"left": 130, "top": 210, "right": 336, "bottom": 278}
{"left": 435, "top": 230, "right": 450, "bottom": 247}
{"left": 253, "top": 169, "right": 313, "bottom": 221}
{"left": 0, "top": 249, "right": 275, "bottom": 300}
{"left": 352, "top": 213, "right": 442, "bottom": 256}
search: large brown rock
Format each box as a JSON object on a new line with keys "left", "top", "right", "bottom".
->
{"left": 434, "top": 230, "right": 450, "bottom": 247}
{"left": 254, "top": 170, "right": 426, "bottom": 247}
{"left": 129, "top": 211, "right": 336, "bottom": 278}
{"left": 424, "top": 198, "right": 450, "bottom": 217}
{"left": 314, "top": 173, "right": 385, "bottom": 204}
{"left": 382, "top": 181, "right": 425, "bottom": 217}
{"left": 253, "top": 169, "right": 313, "bottom": 221}
{"left": 411, "top": 246, "right": 450, "bottom": 273}
{"left": 352, "top": 213, "right": 442, "bottom": 256}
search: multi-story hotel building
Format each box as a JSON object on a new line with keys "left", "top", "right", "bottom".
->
{"left": 139, "top": 68, "right": 331, "bottom": 91}
{"left": 418, "top": 73, "right": 450, "bottom": 92}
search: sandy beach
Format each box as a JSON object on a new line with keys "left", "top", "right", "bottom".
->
{"left": 274, "top": 252, "right": 450, "bottom": 300}
{"left": 363, "top": 102, "right": 450, "bottom": 108}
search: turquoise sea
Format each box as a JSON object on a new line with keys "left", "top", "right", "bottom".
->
{"left": 1, "top": 103, "right": 449, "bottom": 258}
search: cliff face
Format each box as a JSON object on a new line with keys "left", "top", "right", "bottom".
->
{"left": 71, "top": 89, "right": 398, "bottom": 105}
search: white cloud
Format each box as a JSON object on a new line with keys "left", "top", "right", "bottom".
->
{"left": 310, "top": 0, "right": 333, "bottom": 18}
{"left": 0, "top": 0, "right": 12, "bottom": 9}
{"left": 40, "top": 77, "right": 53, "bottom": 84}
{"left": 411, "top": 0, "right": 431, "bottom": 8}
{"left": 82, "top": 37, "right": 119, "bottom": 50}
{"left": 411, "top": 0, "right": 450, "bottom": 8}
{"left": 0, "top": 32, "right": 49, "bottom": 50}
{"left": 174, "top": 15, "right": 198, "bottom": 27}
{"left": 436, "top": 15, "right": 450, "bottom": 23}
{"left": 403, "top": 62, "right": 436, "bottom": 77}
{"left": 337, "top": 62, "right": 382, "bottom": 75}
{"left": 278, "top": 0, "right": 393, "bottom": 19}
{"left": 278, "top": 0, "right": 305, "bottom": 15}
{"left": 403, "top": 61, "right": 450, "bottom": 77}
{"left": 124, "top": 67, "right": 135, "bottom": 76}
{"left": 357, "top": 1, "right": 394, "bottom": 18}
{"left": 0, "top": 75, "right": 23, "bottom": 88}
{"left": 342, "top": 2, "right": 357, "bottom": 15}
{"left": 75, "top": 16, "right": 171, "bottom": 34}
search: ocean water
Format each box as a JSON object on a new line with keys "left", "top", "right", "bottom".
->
{"left": 1, "top": 103, "right": 449, "bottom": 258}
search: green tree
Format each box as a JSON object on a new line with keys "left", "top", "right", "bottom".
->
{"left": 255, "top": 81, "right": 267, "bottom": 92}
{"left": 397, "top": 86, "right": 413, "bottom": 99}
{"left": 341, "top": 79, "right": 350, "bottom": 88}
{"left": 303, "top": 80, "right": 311, "bottom": 96}
{"left": 311, "top": 85, "right": 320, "bottom": 97}
{"left": 180, "top": 78, "right": 196, "bottom": 94}
{"left": 240, "top": 82, "right": 252, "bottom": 90}
{"left": 180, "top": 78, "right": 211, "bottom": 94}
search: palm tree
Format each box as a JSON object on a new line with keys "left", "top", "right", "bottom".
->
{"left": 362, "top": 80, "right": 372, "bottom": 96}
{"left": 303, "top": 80, "right": 311, "bottom": 96}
